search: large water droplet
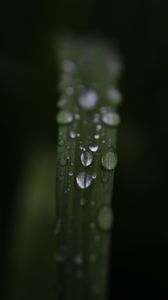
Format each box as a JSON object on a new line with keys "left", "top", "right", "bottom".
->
{"left": 102, "top": 112, "right": 120, "bottom": 127}
{"left": 56, "top": 111, "right": 73, "bottom": 125}
{"left": 106, "top": 87, "right": 122, "bottom": 105}
{"left": 97, "top": 206, "right": 113, "bottom": 231}
{"left": 78, "top": 89, "right": 98, "bottom": 110}
{"left": 101, "top": 151, "right": 118, "bottom": 170}
{"left": 80, "top": 151, "right": 93, "bottom": 167}
{"left": 76, "top": 172, "right": 93, "bottom": 189}
{"left": 89, "top": 145, "right": 99, "bottom": 152}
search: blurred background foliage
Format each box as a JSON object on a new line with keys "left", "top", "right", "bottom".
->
{"left": 0, "top": 0, "right": 168, "bottom": 298}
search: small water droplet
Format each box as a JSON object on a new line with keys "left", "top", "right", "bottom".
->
{"left": 101, "top": 151, "right": 118, "bottom": 170}
{"left": 62, "top": 59, "right": 76, "bottom": 73}
{"left": 92, "top": 173, "right": 97, "bottom": 179}
{"left": 106, "top": 87, "right": 122, "bottom": 105}
{"left": 75, "top": 113, "right": 80, "bottom": 120}
{"left": 65, "top": 86, "right": 74, "bottom": 96}
{"left": 94, "top": 134, "right": 100, "bottom": 140}
{"left": 80, "top": 198, "right": 87, "bottom": 206}
{"left": 68, "top": 171, "right": 73, "bottom": 176}
{"left": 93, "top": 113, "right": 100, "bottom": 123}
{"left": 80, "top": 146, "right": 86, "bottom": 151}
{"left": 54, "top": 219, "right": 61, "bottom": 235}
{"left": 76, "top": 172, "right": 93, "bottom": 189}
{"left": 69, "top": 130, "right": 76, "bottom": 139}
{"left": 102, "top": 176, "right": 108, "bottom": 184}
{"left": 78, "top": 89, "right": 98, "bottom": 110}
{"left": 56, "top": 111, "right": 73, "bottom": 125}
{"left": 74, "top": 254, "right": 83, "bottom": 265}
{"left": 58, "top": 140, "right": 64, "bottom": 146}
{"left": 54, "top": 247, "right": 68, "bottom": 263}
{"left": 102, "top": 112, "right": 120, "bottom": 127}
{"left": 60, "top": 158, "right": 67, "bottom": 166}
{"left": 77, "top": 133, "right": 80, "bottom": 138}
{"left": 89, "top": 145, "right": 99, "bottom": 152}
{"left": 96, "top": 124, "right": 102, "bottom": 131}
{"left": 57, "top": 97, "right": 67, "bottom": 108}
{"left": 80, "top": 151, "right": 93, "bottom": 167}
{"left": 100, "top": 106, "right": 109, "bottom": 114}
{"left": 90, "top": 222, "right": 95, "bottom": 229}
{"left": 97, "top": 206, "right": 113, "bottom": 231}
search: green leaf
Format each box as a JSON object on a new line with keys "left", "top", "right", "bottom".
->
{"left": 54, "top": 36, "right": 122, "bottom": 300}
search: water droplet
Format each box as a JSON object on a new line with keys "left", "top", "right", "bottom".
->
{"left": 106, "top": 87, "right": 122, "bottom": 105}
{"left": 62, "top": 59, "right": 76, "bottom": 73}
{"left": 65, "top": 86, "right": 74, "bottom": 96}
{"left": 76, "top": 172, "right": 93, "bottom": 189}
{"left": 69, "top": 130, "right": 76, "bottom": 139}
{"left": 80, "top": 151, "right": 93, "bottom": 167}
{"left": 92, "top": 173, "right": 97, "bottom": 179}
{"left": 80, "top": 146, "right": 86, "bottom": 151}
{"left": 94, "top": 134, "right": 100, "bottom": 140}
{"left": 56, "top": 111, "right": 73, "bottom": 125}
{"left": 74, "top": 254, "right": 83, "bottom": 265}
{"left": 96, "top": 124, "right": 102, "bottom": 131}
{"left": 80, "top": 198, "right": 87, "bottom": 206}
{"left": 54, "top": 247, "right": 68, "bottom": 263}
{"left": 57, "top": 97, "right": 67, "bottom": 108}
{"left": 58, "top": 140, "right": 64, "bottom": 146}
{"left": 54, "top": 219, "right": 61, "bottom": 235}
{"left": 90, "top": 222, "right": 95, "bottom": 229}
{"left": 101, "top": 151, "right": 118, "bottom": 170}
{"left": 102, "top": 112, "right": 120, "bottom": 127}
{"left": 89, "top": 145, "right": 99, "bottom": 152}
{"left": 93, "top": 113, "right": 100, "bottom": 123}
{"left": 77, "top": 133, "right": 80, "bottom": 138}
{"left": 60, "top": 158, "right": 67, "bottom": 166}
{"left": 97, "top": 206, "right": 113, "bottom": 231}
{"left": 100, "top": 106, "right": 109, "bottom": 114}
{"left": 78, "top": 89, "right": 98, "bottom": 110}
{"left": 75, "top": 113, "right": 80, "bottom": 120}
{"left": 68, "top": 171, "right": 73, "bottom": 176}
{"left": 102, "top": 176, "right": 108, "bottom": 184}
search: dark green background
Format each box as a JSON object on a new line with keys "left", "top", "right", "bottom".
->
{"left": 0, "top": 0, "right": 168, "bottom": 298}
